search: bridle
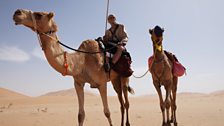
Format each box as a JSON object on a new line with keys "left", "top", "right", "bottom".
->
{"left": 152, "top": 39, "right": 164, "bottom": 62}
{"left": 30, "top": 11, "right": 69, "bottom": 76}
{"left": 29, "top": 11, "right": 117, "bottom": 76}
{"left": 153, "top": 38, "right": 163, "bottom": 52}
{"left": 30, "top": 11, "right": 58, "bottom": 50}
{"left": 30, "top": 11, "right": 44, "bottom": 50}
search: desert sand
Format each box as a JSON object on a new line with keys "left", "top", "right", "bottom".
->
{"left": 0, "top": 87, "right": 224, "bottom": 126}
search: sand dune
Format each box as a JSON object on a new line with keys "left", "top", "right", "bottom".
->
{"left": 0, "top": 88, "right": 224, "bottom": 126}
{"left": 210, "top": 90, "right": 224, "bottom": 96}
{"left": 0, "top": 87, "right": 29, "bottom": 98}
{"left": 41, "top": 88, "right": 96, "bottom": 97}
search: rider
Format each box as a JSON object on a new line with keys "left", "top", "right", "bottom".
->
{"left": 103, "top": 14, "right": 128, "bottom": 70}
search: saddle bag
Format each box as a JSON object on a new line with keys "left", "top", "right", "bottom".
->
{"left": 112, "top": 52, "right": 133, "bottom": 77}
{"left": 173, "top": 61, "right": 186, "bottom": 77}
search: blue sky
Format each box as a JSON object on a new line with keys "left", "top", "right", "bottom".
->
{"left": 0, "top": 0, "right": 224, "bottom": 96}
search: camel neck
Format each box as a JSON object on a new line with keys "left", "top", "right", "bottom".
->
{"left": 39, "top": 33, "right": 74, "bottom": 76}
{"left": 153, "top": 46, "right": 165, "bottom": 62}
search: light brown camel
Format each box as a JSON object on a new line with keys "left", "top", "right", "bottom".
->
{"left": 13, "top": 9, "right": 134, "bottom": 126}
{"left": 149, "top": 27, "right": 178, "bottom": 126}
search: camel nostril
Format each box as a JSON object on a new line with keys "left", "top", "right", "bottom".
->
{"left": 15, "top": 10, "right": 22, "bottom": 15}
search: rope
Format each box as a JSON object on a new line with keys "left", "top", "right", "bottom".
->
{"left": 132, "top": 69, "right": 149, "bottom": 78}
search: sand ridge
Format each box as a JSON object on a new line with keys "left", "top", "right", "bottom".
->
{"left": 0, "top": 87, "right": 29, "bottom": 98}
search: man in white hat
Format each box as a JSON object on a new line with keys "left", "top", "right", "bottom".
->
{"left": 103, "top": 14, "right": 128, "bottom": 69}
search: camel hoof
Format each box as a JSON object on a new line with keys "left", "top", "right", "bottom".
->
{"left": 162, "top": 122, "right": 171, "bottom": 126}
{"left": 168, "top": 119, "right": 173, "bottom": 123}
{"left": 166, "top": 123, "right": 171, "bottom": 126}
{"left": 174, "top": 122, "right": 178, "bottom": 126}
{"left": 126, "top": 122, "right": 130, "bottom": 126}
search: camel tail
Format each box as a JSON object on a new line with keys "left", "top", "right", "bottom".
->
{"left": 128, "top": 86, "right": 135, "bottom": 95}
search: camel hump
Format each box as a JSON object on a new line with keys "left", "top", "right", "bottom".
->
{"left": 78, "top": 39, "right": 104, "bottom": 67}
{"left": 78, "top": 40, "right": 99, "bottom": 51}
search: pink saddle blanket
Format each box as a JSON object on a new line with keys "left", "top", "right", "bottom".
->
{"left": 148, "top": 56, "right": 186, "bottom": 77}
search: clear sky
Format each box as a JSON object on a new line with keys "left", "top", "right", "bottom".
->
{"left": 0, "top": 0, "right": 224, "bottom": 96}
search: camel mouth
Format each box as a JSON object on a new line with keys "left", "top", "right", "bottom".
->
{"left": 13, "top": 10, "right": 23, "bottom": 25}
{"left": 13, "top": 17, "right": 22, "bottom": 25}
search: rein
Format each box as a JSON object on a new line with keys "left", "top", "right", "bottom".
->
{"left": 29, "top": 11, "right": 117, "bottom": 76}
{"left": 57, "top": 41, "right": 116, "bottom": 54}
{"left": 30, "top": 11, "right": 115, "bottom": 54}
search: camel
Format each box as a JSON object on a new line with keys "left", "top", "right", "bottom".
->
{"left": 13, "top": 9, "right": 134, "bottom": 126}
{"left": 149, "top": 27, "right": 178, "bottom": 126}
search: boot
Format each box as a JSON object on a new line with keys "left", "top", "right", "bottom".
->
{"left": 104, "top": 63, "right": 110, "bottom": 72}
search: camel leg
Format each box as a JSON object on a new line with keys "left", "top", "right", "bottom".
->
{"left": 121, "top": 77, "right": 130, "bottom": 126}
{"left": 118, "top": 92, "right": 125, "bottom": 126}
{"left": 98, "top": 84, "right": 113, "bottom": 126}
{"left": 74, "top": 81, "right": 85, "bottom": 126}
{"left": 154, "top": 83, "right": 165, "bottom": 126}
{"left": 112, "top": 78, "right": 125, "bottom": 126}
{"left": 172, "top": 77, "right": 178, "bottom": 126}
{"left": 169, "top": 93, "right": 174, "bottom": 123}
{"left": 164, "top": 83, "right": 172, "bottom": 125}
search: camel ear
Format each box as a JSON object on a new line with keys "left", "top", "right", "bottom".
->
{"left": 161, "top": 28, "right": 165, "bottom": 33}
{"left": 149, "top": 29, "right": 153, "bottom": 35}
{"left": 48, "top": 12, "right": 54, "bottom": 19}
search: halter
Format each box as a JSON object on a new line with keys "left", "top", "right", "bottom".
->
{"left": 152, "top": 39, "right": 166, "bottom": 81}
{"left": 30, "top": 11, "right": 69, "bottom": 76}
{"left": 153, "top": 40, "right": 163, "bottom": 52}
{"left": 30, "top": 11, "right": 43, "bottom": 50}
{"left": 152, "top": 39, "right": 164, "bottom": 61}
{"left": 154, "top": 43, "right": 162, "bottom": 52}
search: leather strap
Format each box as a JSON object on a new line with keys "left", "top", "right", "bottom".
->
{"left": 109, "top": 24, "right": 119, "bottom": 43}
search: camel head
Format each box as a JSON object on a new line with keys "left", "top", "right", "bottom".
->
{"left": 149, "top": 25, "right": 164, "bottom": 46}
{"left": 13, "top": 9, "right": 57, "bottom": 33}
{"left": 149, "top": 26, "right": 164, "bottom": 52}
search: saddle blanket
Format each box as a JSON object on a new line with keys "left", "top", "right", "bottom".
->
{"left": 148, "top": 56, "right": 186, "bottom": 77}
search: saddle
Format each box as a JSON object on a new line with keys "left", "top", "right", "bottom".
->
{"left": 148, "top": 51, "right": 186, "bottom": 77}
{"left": 96, "top": 37, "right": 133, "bottom": 77}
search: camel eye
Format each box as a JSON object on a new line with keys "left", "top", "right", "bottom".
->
{"left": 34, "top": 13, "right": 42, "bottom": 20}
